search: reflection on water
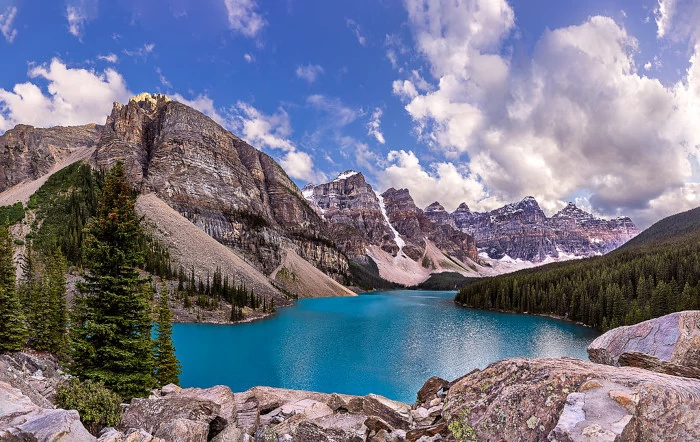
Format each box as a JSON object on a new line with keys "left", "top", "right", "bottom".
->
{"left": 172, "top": 290, "right": 599, "bottom": 403}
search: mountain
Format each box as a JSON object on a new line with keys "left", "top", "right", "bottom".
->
{"left": 92, "top": 93, "right": 348, "bottom": 284}
{"left": 427, "top": 197, "right": 639, "bottom": 263}
{"left": 0, "top": 93, "right": 356, "bottom": 309}
{"left": 455, "top": 204, "right": 700, "bottom": 330}
{"left": 303, "top": 172, "right": 481, "bottom": 286}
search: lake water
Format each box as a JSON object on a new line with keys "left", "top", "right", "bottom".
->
{"left": 172, "top": 290, "right": 600, "bottom": 403}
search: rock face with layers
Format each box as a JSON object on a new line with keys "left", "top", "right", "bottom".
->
{"left": 428, "top": 198, "right": 639, "bottom": 262}
{"left": 588, "top": 310, "right": 700, "bottom": 378}
{"left": 94, "top": 93, "right": 347, "bottom": 281}
{"left": 0, "top": 123, "right": 101, "bottom": 192}
{"left": 381, "top": 188, "right": 478, "bottom": 265}
{"left": 302, "top": 171, "right": 398, "bottom": 260}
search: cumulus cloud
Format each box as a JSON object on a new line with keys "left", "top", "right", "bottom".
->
{"left": 387, "top": 0, "right": 700, "bottom": 227}
{"left": 655, "top": 0, "right": 676, "bottom": 38}
{"left": 295, "top": 64, "right": 324, "bottom": 83}
{"left": 367, "top": 108, "right": 385, "bottom": 144}
{"left": 0, "top": 58, "right": 131, "bottom": 132}
{"left": 224, "top": 0, "right": 265, "bottom": 38}
{"left": 243, "top": 53, "right": 254, "bottom": 63}
{"left": 346, "top": 19, "right": 366, "bottom": 46}
{"left": 0, "top": 6, "right": 18, "bottom": 43}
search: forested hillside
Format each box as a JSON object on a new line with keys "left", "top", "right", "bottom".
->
{"left": 455, "top": 207, "right": 700, "bottom": 330}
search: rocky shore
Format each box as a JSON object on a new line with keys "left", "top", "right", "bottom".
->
{"left": 1, "top": 311, "right": 699, "bottom": 441}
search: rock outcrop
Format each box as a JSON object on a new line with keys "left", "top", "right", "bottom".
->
{"left": 94, "top": 93, "right": 347, "bottom": 282}
{"left": 443, "top": 357, "right": 700, "bottom": 442}
{"left": 0, "top": 381, "right": 96, "bottom": 441}
{"left": 0, "top": 123, "right": 101, "bottom": 193}
{"left": 588, "top": 310, "right": 700, "bottom": 378}
{"left": 428, "top": 198, "right": 639, "bottom": 263}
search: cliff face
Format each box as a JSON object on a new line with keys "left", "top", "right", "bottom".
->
{"left": 304, "top": 174, "right": 479, "bottom": 269}
{"left": 94, "top": 93, "right": 347, "bottom": 279}
{"left": 0, "top": 123, "right": 101, "bottom": 192}
{"left": 427, "top": 197, "right": 639, "bottom": 262}
{"left": 302, "top": 171, "right": 398, "bottom": 260}
{"left": 382, "top": 188, "right": 479, "bottom": 265}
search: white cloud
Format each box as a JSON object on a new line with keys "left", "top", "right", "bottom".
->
{"left": 306, "top": 94, "right": 361, "bottom": 126}
{"left": 224, "top": 0, "right": 265, "bottom": 38}
{"left": 389, "top": 0, "right": 700, "bottom": 227}
{"left": 156, "top": 68, "right": 172, "bottom": 89}
{"left": 655, "top": 0, "right": 676, "bottom": 38}
{"left": 644, "top": 61, "right": 652, "bottom": 71}
{"left": 0, "top": 58, "right": 131, "bottom": 132}
{"left": 66, "top": 5, "right": 87, "bottom": 39}
{"left": 243, "top": 53, "right": 254, "bottom": 63}
{"left": 98, "top": 53, "right": 118, "bottom": 63}
{"left": 295, "top": 64, "right": 324, "bottom": 83}
{"left": 376, "top": 150, "right": 500, "bottom": 212}
{"left": 0, "top": 6, "right": 18, "bottom": 43}
{"left": 367, "top": 107, "right": 385, "bottom": 144}
{"left": 123, "top": 43, "right": 155, "bottom": 60}
{"left": 346, "top": 18, "right": 366, "bottom": 46}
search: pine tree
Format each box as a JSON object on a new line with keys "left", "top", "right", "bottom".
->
{"left": 69, "top": 163, "right": 155, "bottom": 399}
{"left": 27, "top": 248, "right": 68, "bottom": 352}
{"left": 0, "top": 224, "right": 28, "bottom": 352}
{"left": 154, "top": 288, "right": 181, "bottom": 387}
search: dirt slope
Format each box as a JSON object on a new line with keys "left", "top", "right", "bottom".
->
{"left": 136, "top": 193, "right": 288, "bottom": 306}
{"left": 0, "top": 147, "right": 95, "bottom": 206}
{"left": 270, "top": 249, "right": 356, "bottom": 298}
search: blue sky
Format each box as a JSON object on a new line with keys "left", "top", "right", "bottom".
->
{"left": 1, "top": 0, "right": 699, "bottom": 227}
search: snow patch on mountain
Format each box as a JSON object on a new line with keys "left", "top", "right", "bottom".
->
{"left": 375, "top": 190, "right": 405, "bottom": 255}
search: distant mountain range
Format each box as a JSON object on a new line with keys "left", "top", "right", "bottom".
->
{"left": 0, "top": 93, "right": 640, "bottom": 290}
{"left": 303, "top": 170, "right": 639, "bottom": 285}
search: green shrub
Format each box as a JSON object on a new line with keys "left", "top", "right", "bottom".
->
{"left": 13, "top": 239, "right": 24, "bottom": 246}
{"left": 55, "top": 379, "right": 123, "bottom": 435}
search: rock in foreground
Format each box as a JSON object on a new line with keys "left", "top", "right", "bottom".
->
{"left": 443, "top": 357, "right": 700, "bottom": 442}
{"left": 588, "top": 310, "right": 700, "bottom": 378}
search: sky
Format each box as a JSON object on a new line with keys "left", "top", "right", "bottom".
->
{"left": 0, "top": 0, "right": 699, "bottom": 228}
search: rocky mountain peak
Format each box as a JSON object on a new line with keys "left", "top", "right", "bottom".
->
{"left": 128, "top": 92, "right": 173, "bottom": 110}
{"left": 424, "top": 201, "right": 446, "bottom": 214}
{"left": 552, "top": 202, "right": 595, "bottom": 221}
{"left": 454, "top": 202, "right": 471, "bottom": 213}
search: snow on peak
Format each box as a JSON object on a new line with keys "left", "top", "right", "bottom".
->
{"left": 333, "top": 170, "right": 360, "bottom": 182}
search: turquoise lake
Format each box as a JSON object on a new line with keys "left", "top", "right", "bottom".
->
{"left": 172, "top": 290, "right": 600, "bottom": 404}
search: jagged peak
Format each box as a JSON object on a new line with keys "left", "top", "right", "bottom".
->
{"left": 454, "top": 202, "right": 471, "bottom": 213}
{"left": 553, "top": 201, "right": 595, "bottom": 220}
{"left": 425, "top": 201, "right": 446, "bottom": 212}
{"left": 129, "top": 92, "right": 173, "bottom": 105}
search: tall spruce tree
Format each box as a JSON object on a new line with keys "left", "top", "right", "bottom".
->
{"left": 36, "top": 248, "right": 68, "bottom": 353}
{"left": 0, "top": 224, "right": 27, "bottom": 352}
{"left": 154, "top": 288, "right": 181, "bottom": 387}
{"left": 69, "top": 163, "right": 155, "bottom": 399}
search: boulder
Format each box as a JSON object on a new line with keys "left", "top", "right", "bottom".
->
{"left": 442, "top": 357, "right": 700, "bottom": 442}
{"left": 119, "top": 396, "right": 221, "bottom": 442}
{"left": 98, "top": 427, "right": 165, "bottom": 442}
{"left": 0, "top": 381, "right": 95, "bottom": 441}
{"left": 362, "top": 394, "right": 412, "bottom": 431}
{"left": 416, "top": 377, "right": 449, "bottom": 405}
{"left": 587, "top": 310, "right": 700, "bottom": 378}
{"left": 290, "top": 414, "right": 367, "bottom": 442}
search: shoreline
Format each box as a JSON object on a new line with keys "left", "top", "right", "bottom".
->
{"left": 453, "top": 301, "right": 597, "bottom": 329}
